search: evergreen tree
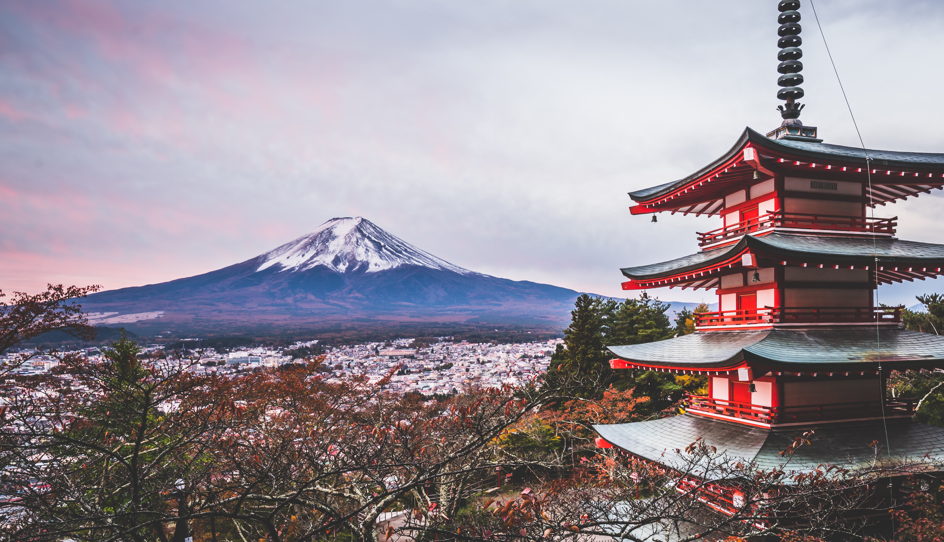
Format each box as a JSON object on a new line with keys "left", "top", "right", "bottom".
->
{"left": 544, "top": 294, "right": 613, "bottom": 399}
{"left": 605, "top": 293, "right": 673, "bottom": 346}
{"left": 673, "top": 302, "right": 711, "bottom": 337}
{"left": 893, "top": 294, "right": 944, "bottom": 427}
{"left": 674, "top": 308, "right": 694, "bottom": 337}
{"left": 902, "top": 293, "right": 944, "bottom": 335}
{"left": 545, "top": 294, "right": 713, "bottom": 412}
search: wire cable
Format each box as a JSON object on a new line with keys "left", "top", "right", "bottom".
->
{"left": 808, "top": 0, "right": 895, "bottom": 525}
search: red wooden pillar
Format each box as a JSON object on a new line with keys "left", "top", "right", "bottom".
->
{"left": 769, "top": 375, "right": 782, "bottom": 423}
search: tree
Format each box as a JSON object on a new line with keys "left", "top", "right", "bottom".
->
{"left": 1, "top": 333, "right": 240, "bottom": 542}
{"left": 675, "top": 302, "right": 711, "bottom": 337}
{"left": 879, "top": 476, "right": 944, "bottom": 542}
{"left": 604, "top": 293, "right": 674, "bottom": 347}
{"left": 0, "top": 284, "right": 99, "bottom": 375}
{"left": 893, "top": 294, "right": 944, "bottom": 427}
{"left": 902, "top": 293, "right": 944, "bottom": 335}
{"left": 543, "top": 293, "right": 691, "bottom": 414}
{"left": 542, "top": 295, "right": 614, "bottom": 400}
{"left": 418, "top": 434, "right": 919, "bottom": 542}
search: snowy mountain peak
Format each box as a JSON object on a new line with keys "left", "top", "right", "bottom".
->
{"left": 256, "top": 217, "right": 474, "bottom": 275}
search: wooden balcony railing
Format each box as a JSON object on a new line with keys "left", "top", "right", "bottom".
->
{"left": 694, "top": 309, "right": 774, "bottom": 327}
{"left": 694, "top": 306, "right": 903, "bottom": 328}
{"left": 696, "top": 211, "right": 897, "bottom": 247}
{"left": 683, "top": 395, "right": 917, "bottom": 425}
{"left": 772, "top": 306, "right": 904, "bottom": 324}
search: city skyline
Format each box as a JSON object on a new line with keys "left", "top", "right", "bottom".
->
{"left": 3, "top": 1, "right": 944, "bottom": 306}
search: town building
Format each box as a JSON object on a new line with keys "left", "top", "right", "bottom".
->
{"left": 593, "top": 0, "right": 944, "bottom": 519}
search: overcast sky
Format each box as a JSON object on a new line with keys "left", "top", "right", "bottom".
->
{"left": 2, "top": 0, "right": 943, "bottom": 306}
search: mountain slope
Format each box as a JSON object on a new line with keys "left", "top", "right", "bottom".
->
{"left": 83, "top": 217, "right": 583, "bottom": 332}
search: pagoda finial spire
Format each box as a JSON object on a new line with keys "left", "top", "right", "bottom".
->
{"left": 776, "top": 0, "right": 804, "bottom": 123}
{"left": 768, "top": 0, "right": 819, "bottom": 141}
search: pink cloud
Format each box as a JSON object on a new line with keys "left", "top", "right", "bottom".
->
{"left": 0, "top": 99, "right": 27, "bottom": 121}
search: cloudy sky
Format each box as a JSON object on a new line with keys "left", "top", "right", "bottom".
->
{"left": 2, "top": 0, "right": 943, "bottom": 306}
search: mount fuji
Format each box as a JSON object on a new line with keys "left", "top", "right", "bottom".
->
{"left": 82, "top": 218, "right": 583, "bottom": 334}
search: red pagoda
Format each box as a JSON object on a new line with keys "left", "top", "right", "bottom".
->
{"left": 593, "top": 0, "right": 944, "bottom": 517}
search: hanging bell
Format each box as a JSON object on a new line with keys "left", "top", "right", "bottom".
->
{"left": 651, "top": 215, "right": 658, "bottom": 223}
{"left": 752, "top": 270, "right": 761, "bottom": 282}
{"left": 753, "top": 170, "right": 761, "bottom": 181}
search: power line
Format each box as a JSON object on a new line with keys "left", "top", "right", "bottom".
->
{"left": 808, "top": 0, "right": 894, "bottom": 527}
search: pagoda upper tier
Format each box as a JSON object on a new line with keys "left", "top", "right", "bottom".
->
{"left": 621, "top": 232, "right": 944, "bottom": 291}
{"left": 630, "top": 127, "right": 944, "bottom": 216}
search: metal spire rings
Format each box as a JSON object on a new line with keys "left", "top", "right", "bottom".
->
{"left": 777, "top": 0, "right": 804, "bottom": 122}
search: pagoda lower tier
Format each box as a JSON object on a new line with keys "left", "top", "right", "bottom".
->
{"left": 607, "top": 326, "right": 944, "bottom": 428}
{"left": 594, "top": 326, "right": 944, "bottom": 484}
{"left": 594, "top": 416, "right": 944, "bottom": 480}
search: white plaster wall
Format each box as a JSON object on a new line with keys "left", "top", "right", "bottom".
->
{"left": 757, "top": 288, "right": 776, "bottom": 310}
{"left": 752, "top": 179, "right": 775, "bottom": 198}
{"left": 721, "top": 274, "right": 744, "bottom": 289}
{"left": 712, "top": 377, "right": 730, "bottom": 401}
{"left": 755, "top": 268, "right": 775, "bottom": 284}
{"left": 751, "top": 381, "right": 773, "bottom": 407}
{"left": 758, "top": 198, "right": 776, "bottom": 217}
{"left": 725, "top": 190, "right": 746, "bottom": 208}
{"left": 724, "top": 210, "right": 740, "bottom": 227}
{"left": 720, "top": 293, "right": 737, "bottom": 312}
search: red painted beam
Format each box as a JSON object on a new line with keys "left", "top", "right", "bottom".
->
{"left": 595, "top": 438, "right": 614, "bottom": 449}
{"left": 629, "top": 204, "right": 658, "bottom": 215}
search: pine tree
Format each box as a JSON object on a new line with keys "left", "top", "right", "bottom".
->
{"left": 543, "top": 295, "right": 613, "bottom": 399}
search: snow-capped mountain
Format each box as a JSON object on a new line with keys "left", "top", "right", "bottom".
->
{"left": 83, "top": 217, "right": 583, "bottom": 333}
{"left": 257, "top": 217, "right": 473, "bottom": 275}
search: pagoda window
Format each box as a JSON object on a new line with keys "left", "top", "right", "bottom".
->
{"left": 785, "top": 177, "right": 863, "bottom": 197}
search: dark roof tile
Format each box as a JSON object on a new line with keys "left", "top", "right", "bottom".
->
{"left": 622, "top": 233, "right": 944, "bottom": 280}
{"left": 609, "top": 327, "right": 944, "bottom": 370}
{"left": 594, "top": 415, "right": 944, "bottom": 480}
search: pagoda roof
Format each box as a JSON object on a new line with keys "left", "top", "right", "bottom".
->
{"left": 621, "top": 232, "right": 944, "bottom": 288}
{"left": 593, "top": 415, "right": 944, "bottom": 479}
{"left": 629, "top": 128, "right": 944, "bottom": 214}
{"left": 608, "top": 327, "right": 944, "bottom": 372}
